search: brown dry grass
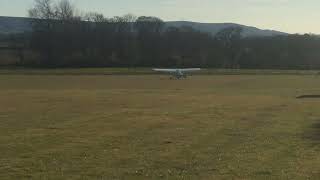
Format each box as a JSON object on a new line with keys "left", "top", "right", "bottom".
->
{"left": 0, "top": 74, "right": 320, "bottom": 179}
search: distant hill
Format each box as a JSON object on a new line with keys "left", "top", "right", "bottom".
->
{"left": 0, "top": 16, "right": 288, "bottom": 37}
{"left": 166, "top": 21, "right": 288, "bottom": 37}
{"left": 0, "top": 16, "right": 32, "bottom": 34}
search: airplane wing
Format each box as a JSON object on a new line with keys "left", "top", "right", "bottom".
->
{"left": 153, "top": 69, "right": 178, "bottom": 73}
{"left": 180, "top": 68, "right": 201, "bottom": 72}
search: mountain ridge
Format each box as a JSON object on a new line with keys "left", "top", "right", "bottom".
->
{"left": 0, "top": 16, "right": 288, "bottom": 37}
{"left": 166, "top": 21, "right": 288, "bottom": 37}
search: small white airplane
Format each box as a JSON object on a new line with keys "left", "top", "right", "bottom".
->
{"left": 153, "top": 68, "right": 201, "bottom": 79}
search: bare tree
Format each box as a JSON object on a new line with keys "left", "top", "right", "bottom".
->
{"left": 28, "top": 0, "right": 79, "bottom": 66}
{"left": 55, "top": 0, "right": 75, "bottom": 20}
{"left": 135, "top": 16, "right": 164, "bottom": 35}
{"left": 28, "top": 0, "right": 58, "bottom": 66}
{"left": 85, "top": 12, "right": 108, "bottom": 23}
{"left": 28, "top": 0, "right": 56, "bottom": 20}
{"left": 215, "top": 27, "right": 243, "bottom": 68}
{"left": 122, "top": 14, "right": 137, "bottom": 33}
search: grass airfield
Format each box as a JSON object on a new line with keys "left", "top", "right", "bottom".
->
{"left": 0, "top": 69, "right": 320, "bottom": 179}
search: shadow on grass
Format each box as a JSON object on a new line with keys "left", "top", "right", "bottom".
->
{"left": 303, "top": 122, "right": 320, "bottom": 144}
{"left": 297, "top": 95, "right": 320, "bottom": 99}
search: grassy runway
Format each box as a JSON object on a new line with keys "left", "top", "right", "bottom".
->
{"left": 0, "top": 71, "right": 320, "bottom": 179}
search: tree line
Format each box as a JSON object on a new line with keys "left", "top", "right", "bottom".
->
{"left": 3, "top": 0, "right": 320, "bottom": 69}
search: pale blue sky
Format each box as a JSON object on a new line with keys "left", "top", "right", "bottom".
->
{"left": 0, "top": 0, "right": 319, "bottom": 34}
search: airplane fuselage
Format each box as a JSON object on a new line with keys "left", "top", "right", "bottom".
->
{"left": 172, "top": 69, "right": 187, "bottom": 79}
{"left": 152, "top": 68, "right": 200, "bottom": 79}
